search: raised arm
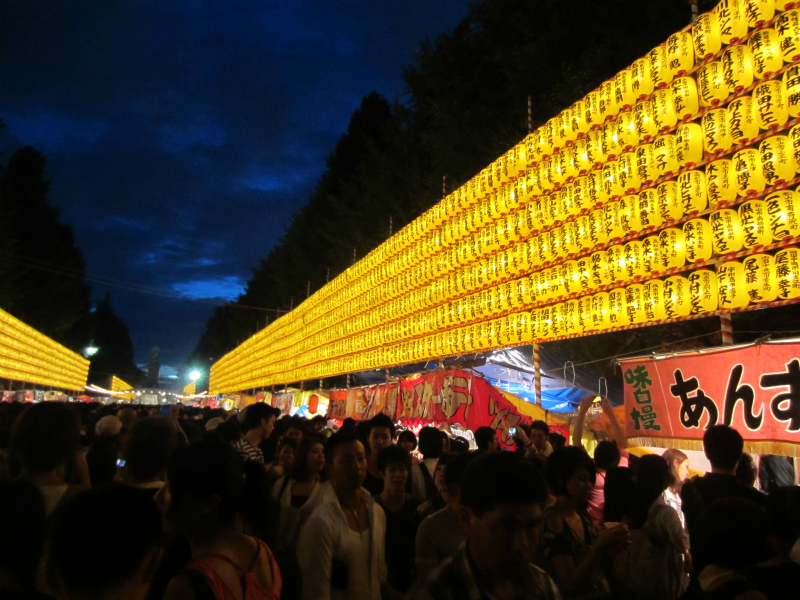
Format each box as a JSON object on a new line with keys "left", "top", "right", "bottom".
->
{"left": 600, "top": 397, "right": 625, "bottom": 449}
{"left": 572, "top": 394, "right": 593, "bottom": 447}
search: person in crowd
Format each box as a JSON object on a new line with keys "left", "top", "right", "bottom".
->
{"left": 586, "top": 440, "right": 619, "bottom": 527}
{"left": 572, "top": 397, "right": 626, "bottom": 463}
{"left": 94, "top": 414, "right": 123, "bottom": 442}
{"left": 45, "top": 484, "right": 164, "bottom": 600}
{"left": 206, "top": 416, "right": 226, "bottom": 432}
{"left": 160, "top": 440, "right": 282, "bottom": 600}
{"left": 362, "top": 413, "right": 395, "bottom": 495}
{"left": 374, "top": 445, "right": 420, "bottom": 594}
{"left": 602, "top": 466, "right": 634, "bottom": 526}
{"left": 397, "top": 429, "right": 420, "bottom": 465}
{"left": 309, "top": 415, "right": 327, "bottom": 435}
{"left": 539, "top": 445, "right": 629, "bottom": 600}
{"left": 297, "top": 431, "right": 393, "bottom": 600}
{"left": 235, "top": 403, "right": 279, "bottom": 466}
{"left": 661, "top": 448, "right": 689, "bottom": 534}
{"left": 550, "top": 431, "right": 567, "bottom": 451}
{"left": 271, "top": 437, "right": 298, "bottom": 480}
{"left": 757, "top": 454, "right": 795, "bottom": 493}
{"left": 11, "top": 402, "right": 91, "bottom": 515}
{"left": 284, "top": 418, "right": 306, "bottom": 444}
{"left": 412, "top": 426, "right": 444, "bottom": 503}
{"left": 0, "top": 479, "right": 47, "bottom": 598}
{"left": 527, "top": 420, "right": 553, "bottom": 457}
{"left": 692, "top": 498, "right": 772, "bottom": 599}
{"left": 415, "top": 452, "right": 560, "bottom": 600}
{"left": 474, "top": 426, "right": 498, "bottom": 452}
{"left": 273, "top": 435, "right": 328, "bottom": 547}
{"left": 747, "top": 486, "right": 800, "bottom": 599}
{"left": 415, "top": 452, "right": 479, "bottom": 586}
{"left": 735, "top": 453, "right": 758, "bottom": 488}
{"left": 86, "top": 437, "right": 119, "bottom": 486}
{"left": 680, "top": 425, "right": 766, "bottom": 554}
{"left": 416, "top": 452, "right": 456, "bottom": 519}
{"left": 122, "top": 416, "right": 177, "bottom": 497}
{"left": 208, "top": 419, "right": 242, "bottom": 448}
{"left": 117, "top": 406, "right": 138, "bottom": 435}
{"left": 439, "top": 430, "right": 451, "bottom": 453}
{"left": 615, "top": 454, "right": 691, "bottom": 599}
{"left": 448, "top": 436, "right": 469, "bottom": 455}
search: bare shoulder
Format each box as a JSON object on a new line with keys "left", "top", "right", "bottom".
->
{"left": 164, "top": 574, "right": 196, "bottom": 600}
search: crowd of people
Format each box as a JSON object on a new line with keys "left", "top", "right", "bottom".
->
{"left": 0, "top": 395, "right": 798, "bottom": 600}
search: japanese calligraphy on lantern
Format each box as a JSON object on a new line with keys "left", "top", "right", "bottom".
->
{"left": 622, "top": 340, "right": 800, "bottom": 451}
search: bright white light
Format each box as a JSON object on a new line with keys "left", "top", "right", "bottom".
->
{"left": 189, "top": 370, "right": 201, "bottom": 381}
{"left": 84, "top": 346, "right": 99, "bottom": 357}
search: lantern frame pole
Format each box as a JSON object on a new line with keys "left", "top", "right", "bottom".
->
{"left": 533, "top": 342, "right": 542, "bottom": 405}
{"left": 720, "top": 312, "right": 734, "bottom": 346}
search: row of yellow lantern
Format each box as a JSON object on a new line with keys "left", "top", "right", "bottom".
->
{"left": 111, "top": 376, "right": 133, "bottom": 392}
{"left": 212, "top": 248, "right": 800, "bottom": 391}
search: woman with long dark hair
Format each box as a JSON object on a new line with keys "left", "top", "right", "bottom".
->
{"left": 661, "top": 448, "right": 689, "bottom": 535}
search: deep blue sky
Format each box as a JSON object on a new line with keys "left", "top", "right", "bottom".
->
{"left": 1, "top": 0, "right": 470, "bottom": 378}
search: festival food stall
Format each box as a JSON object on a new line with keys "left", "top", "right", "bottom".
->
{"left": 209, "top": 2, "right": 800, "bottom": 450}
{"left": 0, "top": 306, "right": 89, "bottom": 399}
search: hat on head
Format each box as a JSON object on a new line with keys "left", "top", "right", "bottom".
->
{"left": 94, "top": 415, "right": 123, "bottom": 438}
{"left": 205, "top": 417, "right": 225, "bottom": 431}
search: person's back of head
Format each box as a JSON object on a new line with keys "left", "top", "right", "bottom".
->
{"left": 450, "top": 436, "right": 469, "bottom": 455}
{"left": 165, "top": 440, "right": 243, "bottom": 530}
{"left": 735, "top": 452, "right": 757, "bottom": 487}
{"left": 86, "top": 438, "right": 119, "bottom": 487}
{"left": 460, "top": 451, "right": 547, "bottom": 515}
{"left": 0, "top": 479, "right": 46, "bottom": 593}
{"left": 473, "top": 426, "right": 497, "bottom": 452}
{"left": 603, "top": 466, "right": 635, "bottom": 523}
{"left": 418, "top": 426, "right": 444, "bottom": 459}
{"left": 124, "top": 416, "right": 177, "bottom": 484}
{"left": 703, "top": 425, "right": 744, "bottom": 471}
{"left": 117, "top": 407, "right": 137, "bottom": 433}
{"left": 47, "top": 484, "right": 163, "bottom": 600}
{"left": 11, "top": 403, "right": 80, "bottom": 476}
{"left": 241, "top": 403, "right": 278, "bottom": 433}
{"left": 549, "top": 432, "right": 566, "bottom": 450}
{"left": 631, "top": 454, "right": 670, "bottom": 528}
{"left": 443, "top": 450, "right": 481, "bottom": 500}
{"left": 593, "top": 440, "right": 620, "bottom": 471}
{"left": 765, "top": 486, "right": 800, "bottom": 556}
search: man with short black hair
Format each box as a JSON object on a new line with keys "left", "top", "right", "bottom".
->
{"left": 415, "top": 452, "right": 560, "bottom": 599}
{"left": 235, "top": 403, "right": 279, "bottom": 465}
{"left": 364, "top": 414, "right": 396, "bottom": 495}
{"left": 681, "top": 425, "right": 766, "bottom": 556}
{"left": 412, "top": 426, "right": 445, "bottom": 502}
{"left": 473, "top": 426, "right": 498, "bottom": 452}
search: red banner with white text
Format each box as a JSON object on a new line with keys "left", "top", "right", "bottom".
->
{"left": 620, "top": 339, "right": 800, "bottom": 456}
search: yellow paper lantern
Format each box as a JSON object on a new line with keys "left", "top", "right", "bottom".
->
{"left": 642, "top": 235, "right": 663, "bottom": 274}
{"left": 760, "top": 135, "right": 796, "bottom": 187}
{"left": 749, "top": 28, "right": 783, "bottom": 79}
{"left": 649, "top": 45, "right": 672, "bottom": 88}
{"left": 550, "top": 264, "right": 567, "bottom": 299}
{"left": 698, "top": 61, "right": 728, "bottom": 107}
{"left": 754, "top": 79, "right": 789, "bottom": 130}
{"left": 653, "top": 134, "right": 679, "bottom": 178}
{"left": 638, "top": 189, "right": 663, "bottom": 229}
{"left": 573, "top": 138, "right": 594, "bottom": 174}
{"left": 607, "top": 244, "right": 627, "bottom": 282}
{"left": 536, "top": 306, "right": 554, "bottom": 340}
{"left": 559, "top": 185, "right": 577, "bottom": 219}
{"left": 702, "top": 108, "right": 732, "bottom": 155}
{"left": 600, "top": 79, "right": 619, "bottom": 120}
{"left": 631, "top": 56, "right": 654, "bottom": 98}
{"left": 586, "top": 170, "right": 606, "bottom": 207}
{"left": 663, "top": 275, "right": 692, "bottom": 319}
{"left": 716, "top": 0, "right": 748, "bottom": 45}
{"left": 591, "top": 292, "right": 611, "bottom": 331}
{"left": 616, "top": 110, "right": 639, "bottom": 150}
{"left": 693, "top": 12, "right": 722, "bottom": 59}
{"left": 609, "top": 287, "right": 630, "bottom": 327}
{"left": 562, "top": 144, "right": 580, "bottom": 179}
{"left": 746, "top": 0, "right": 776, "bottom": 27}
{"left": 620, "top": 195, "right": 643, "bottom": 235}
{"left": 563, "top": 299, "right": 580, "bottom": 335}
{"left": 777, "top": 10, "right": 800, "bottom": 62}
{"left": 633, "top": 98, "right": 658, "bottom": 141}
{"left": 574, "top": 215, "right": 592, "bottom": 250}
{"left": 678, "top": 170, "right": 709, "bottom": 214}
{"left": 671, "top": 75, "right": 699, "bottom": 121}
{"left": 561, "top": 259, "right": 581, "bottom": 295}
{"left": 550, "top": 152, "right": 567, "bottom": 186}
{"left": 705, "top": 158, "right": 738, "bottom": 207}
{"left": 688, "top": 269, "right": 719, "bottom": 314}
{"left": 743, "top": 253, "right": 778, "bottom": 303}
{"left": 785, "top": 65, "right": 800, "bottom": 119}
{"left": 739, "top": 199, "right": 772, "bottom": 248}
{"left": 657, "top": 181, "right": 683, "bottom": 222}
{"left": 571, "top": 99, "right": 590, "bottom": 135}
{"left": 586, "top": 129, "right": 607, "bottom": 165}
{"left": 658, "top": 228, "right": 686, "bottom": 270}
{"left": 601, "top": 161, "right": 622, "bottom": 199}
{"left": 571, "top": 176, "right": 590, "bottom": 214}
{"left": 643, "top": 279, "right": 667, "bottom": 321}
{"left": 560, "top": 108, "right": 577, "bottom": 144}
{"left": 733, "top": 148, "right": 766, "bottom": 196}
{"left": 601, "top": 120, "right": 621, "bottom": 159}
{"left": 684, "top": 218, "right": 714, "bottom": 263}
{"left": 508, "top": 311, "right": 533, "bottom": 344}
{"left": 775, "top": 248, "right": 800, "bottom": 299}
{"left": 666, "top": 32, "right": 695, "bottom": 77}
{"left": 717, "top": 260, "right": 750, "bottom": 309}
{"left": 624, "top": 240, "right": 646, "bottom": 279}
{"left": 562, "top": 221, "right": 580, "bottom": 257}
{"left": 603, "top": 200, "right": 624, "bottom": 240}
{"left": 617, "top": 151, "right": 641, "bottom": 192}
{"left": 550, "top": 302, "right": 567, "bottom": 338}
{"left": 790, "top": 124, "right": 800, "bottom": 171}
{"left": 710, "top": 209, "right": 745, "bottom": 254}
{"left": 635, "top": 143, "right": 657, "bottom": 185}
{"left": 652, "top": 88, "right": 678, "bottom": 131}
{"left": 525, "top": 132, "right": 543, "bottom": 165}
{"left": 625, "top": 283, "right": 647, "bottom": 324}
{"left": 550, "top": 227, "right": 566, "bottom": 261}
{"left": 675, "top": 123, "right": 703, "bottom": 167}
{"left": 553, "top": 115, "right": 569, "bottom": 150}
{"left": 589, "top": 250, "right": 613, "bottom": 287}
{"left": 524, "top": 166, "right": 543, "bottom": 199}
{"left": 615, "top": 69, "right": 636, "bottom": 109}
{"left": 588, "top": 208, "right": 608, "bottom": 246}
{"left": 574, "top": 257, "right": 593, "bottom": 294}
{"left": 727, "top": 96, "right": 759, "bottom": 145}
{"left": 765, "top": 189, "right": 800, "bottom": 240}
{"left": 722, "top": 43, "right": 754, "bottom": 93}
{"left": 585, "top": 91, "right": 603, "bottom": 129}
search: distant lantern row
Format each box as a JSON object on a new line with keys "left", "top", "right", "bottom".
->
{"left": 210, "top": 0, "right": 800, "bottom": 392}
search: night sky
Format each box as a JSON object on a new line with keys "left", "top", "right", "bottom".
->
{"left": 1, "top": 0, "right": 470, "bottom": 379}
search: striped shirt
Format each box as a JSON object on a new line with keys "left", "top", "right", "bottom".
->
{"left": 235, "top": 438, "right": 265, "bottom": 464}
